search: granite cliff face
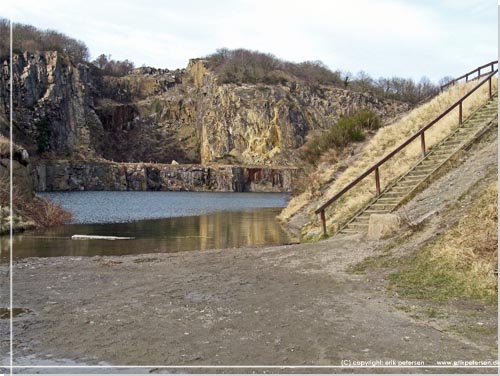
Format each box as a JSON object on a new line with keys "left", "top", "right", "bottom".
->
{"left": 33, "top": 160, "right": 296, "bottom": 193}
{"left": 0, "top": 52, "right": 411, "bottom": 191}
{"left": 0, "top": 52, "right": 102, "bottom": 158}
{"left": 198, "top": 74, "right": 408, "bottom": 165}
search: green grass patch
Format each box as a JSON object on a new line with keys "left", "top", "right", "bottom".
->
{"left": 301, "top": 109, "right": 381, "bottom": 165}
{"left": 388, "top": 246, "right": 497, "bottom": 304}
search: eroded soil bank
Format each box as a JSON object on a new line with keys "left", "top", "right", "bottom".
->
{"left": 0, "top": 134, "right": 497, "bottom": 374}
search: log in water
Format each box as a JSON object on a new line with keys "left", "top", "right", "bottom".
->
{"left": 71, "top": 235, "right": 135, "bottom": 240}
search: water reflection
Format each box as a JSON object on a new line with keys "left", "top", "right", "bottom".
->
{"left": 2, "top": 208, "right": 293, "bottom": 259}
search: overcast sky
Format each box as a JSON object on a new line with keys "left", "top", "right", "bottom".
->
{"left": 6, "top": 0, "right": 498, "bottom": 82}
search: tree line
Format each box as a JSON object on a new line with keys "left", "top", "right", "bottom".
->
{"left": 0, "top": 19, "right": 450, "bottom": 102}
{"left": 206, "top": 48, "right": 446, "bottom": 104}
{"left": 0, "top": 18, "right": 90, "bottom": 63}
{"left": 0, "top": 19, "right": 134, "bottom": 77}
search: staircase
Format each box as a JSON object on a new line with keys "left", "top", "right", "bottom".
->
{"left": 337, "top": 94, "right": 498, "bottom": 235}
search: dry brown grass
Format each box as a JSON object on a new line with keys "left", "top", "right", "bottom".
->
{"left": 0, "top": 176, "right": 72, "bottom": 230}
{"left": 22, "top": 196, "right": 73, "bottom": 227}
{"left": 390, "top": 180, "right": 498, "bottom": 302}
{"left": 432, "top": 180, "right": 498, "bottom": 293}
{"left": 282, "top": 78, "right": 497, "bottom": 236}
{"left": 0, "top": 135, "right": 9, "bottom": 156}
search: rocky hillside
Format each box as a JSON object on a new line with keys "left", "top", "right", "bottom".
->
{"left": 0, "top": 52, "right": 411, "bottom": 170}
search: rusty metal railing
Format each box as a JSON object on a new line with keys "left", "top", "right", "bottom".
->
{"left": 440, "top": 61, "right": 497, "bottom": 92}
{"left": 315, "top": 68, "right": 498, "bottom": 236}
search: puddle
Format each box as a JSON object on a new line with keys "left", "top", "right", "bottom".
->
{"left": 0, "top": 307, "right": 32, "bottom": 319}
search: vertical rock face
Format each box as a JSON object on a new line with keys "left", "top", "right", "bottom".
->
{"left": 0, "top": 52, "right": 103, "bottom": 157}
{"left": 0, "top": 137, "right": 34, "bottom": 199}
{"left": 33, "top": 160, "right": 297, "bottom": 193}
{"left": 188, "top": 59, "right": 411, "bottom": 166}
{"left": 1, "top": 52, "right": 411, "bottom": 191}
{"left": 197, "top": 79, "right": 410, "bottom": 165}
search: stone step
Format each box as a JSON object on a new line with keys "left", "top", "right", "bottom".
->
{"left": 412, "top": 166, "right": 438, "bottom": 173}
{"left": 397, "top": 177, "right": 426, "bottom": 183}
{"left": 422, "top": 154, "right": 451, "bottom": 161}
{"left": 453, "top": 130, "right": 476, "bottom": 137}
{"left": 370, "top": 203, "right": 398, "bottom": 209}
{"left": 376, "top": 196, "right": 402, "bottom": 201}
{"left": 346, "top": 222, "right": 369, "bottom": 228}
{"left": 475, "top": 110, "right": 497, "bottom": 115}
{"left": 408, "top": 170, "right": 435, "bottom": 178}
{"left": 395, "top": 179, "right": 424, "bottom": 186}
{"left": 419, "top": 157, "right": 447, "bottom": 164}
{"left": 440, "top": 140, "right": 463, "bottom": 147}
{"left": 382, "top": 192, "right": 408, "bottom": 198}
{"left": 339, "top": 228, "right": 363, "bottom": 234}
{"left": 387, "top": 188, "right": 412, "bottom": 195}
{"left": 428, "top": 149, "right": 454, "bottom": 154}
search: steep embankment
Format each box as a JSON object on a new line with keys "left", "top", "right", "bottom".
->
{"left": 0, "top": 53, "right": 410, "bottom": 192}
{"left": 279, "top": 78, "right": 498, "bottom": 237}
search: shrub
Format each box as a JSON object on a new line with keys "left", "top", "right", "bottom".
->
{"left": 22, "top": 196, "right": 73, "bottom": 227}
{"left": 301, "top": 109, "right": 381, "bottom": 165}
{"left": 92, "top": 54, "right": 135, "bottom": 77}
{"left": 0, "top": 177, "right": 72, "bottom": 229}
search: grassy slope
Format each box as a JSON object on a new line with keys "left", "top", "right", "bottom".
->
{"left": 280, "top": 78, "right": 498, "bottom": 238}
{"left": 389, "top": 180, "right": 498, "bottom": 303}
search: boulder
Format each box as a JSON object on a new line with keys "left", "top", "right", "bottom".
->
{"left": 368, "top": 213, "right": 401, "bottom": 240}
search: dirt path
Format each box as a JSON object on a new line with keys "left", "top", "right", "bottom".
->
{"left": 0, "top": 133, "right": 497, "bottom": 373}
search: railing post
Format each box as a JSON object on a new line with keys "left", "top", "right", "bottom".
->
{"left": 320, "top": 210, "right": 327, "bottom": 237}
{"left": 374, "top": 167, "right": 381, "bottom": 196}
{"left": 492, "top": 63, "right": 495, "bottom": 73}
{"left": 459, "top": 101, "right": 463, "bottom": 126}
{"left": 478, "top": 68, "right": 481, "bottom": 78}
{"left": 465, "top": 74, "right": 468, "bottom": 83}
{"left": 420, "top": 132, "right": 426, "bottom": 157}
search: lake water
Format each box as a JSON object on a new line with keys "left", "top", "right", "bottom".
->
{"left": 3, "top": 192, "right": 294, "bottom": 259}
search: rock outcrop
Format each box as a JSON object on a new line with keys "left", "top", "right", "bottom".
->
{"left": 0, "top": 136, "right": 36, "bottom": 234}
{"left": 33, "top": 160, "right": 296, "bottom": 193}
{"left": 198, "top": 79, "right": 408, "bottom": 165}
{"left": 1, "top": 52, "right": 411, "bottom": 192}
{"left": 0, "top": 52, "right": 103, "bottom": 158}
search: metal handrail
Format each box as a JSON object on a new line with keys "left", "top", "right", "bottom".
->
{"left": 315, "top": 68, "right": 498, "bottom": 236}
{"left": 440, "top": 61, "right": 497, "bottom": 91}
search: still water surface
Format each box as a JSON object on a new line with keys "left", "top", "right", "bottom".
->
{"left": 5, "top": 191, "right": 293, "bottom": 259}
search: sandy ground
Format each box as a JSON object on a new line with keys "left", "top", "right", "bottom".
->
{"left": 0, "top": 132, "right": 497, "bottom": 374}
